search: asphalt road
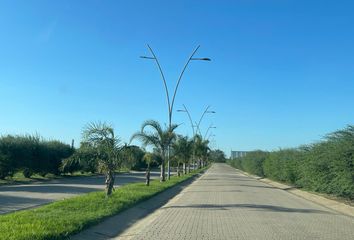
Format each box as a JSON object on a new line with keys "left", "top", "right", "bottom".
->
{"left": 0, "top": 171, "right": 159, "bottom": 214}
{"left": 119, "top": 163, "right": 354, "bottom": 240}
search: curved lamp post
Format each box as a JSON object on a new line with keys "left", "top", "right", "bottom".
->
{"left": 207, "top": 133, "right": 216, "bottom": 140}
{"left": 204, "top": 124, "right": 216, "bottom": 140}
{"left": 177, "top": 105, "right": 215, "bottom": 170}
{"left": 178, "top": 105, "right": 215, "bottom": 138}
{"left": 177, "top": 104, "right": 195, "bottom": 137}
{"left": 141, "top": 45, "right": 210, "bottom": 180}
{"left": 195, "top": 105, "right": 215, "bottom": 136}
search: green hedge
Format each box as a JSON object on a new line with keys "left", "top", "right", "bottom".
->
{"left": 0, "top": 135, "right": 74, "bottom": 179}
{"left": 228, "top": 125, "right": 354, "bottom": 200}
{"left": 231, "top": 150, "right": 268, "bottom": 177}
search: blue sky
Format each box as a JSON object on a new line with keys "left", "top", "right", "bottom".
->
{"left": 0, "top": 0, "right": 353, "bottom": 155}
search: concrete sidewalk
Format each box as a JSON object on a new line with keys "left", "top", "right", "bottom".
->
{"left": 114, "top": 163, "right": 354, "bottom": 240}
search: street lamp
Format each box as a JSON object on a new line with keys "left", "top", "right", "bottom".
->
{"left": 204, "top": 124, "right": 216, "bottom": 140}
{"left": 177, "top": 104, "right": 195, "bottom": 137}
{"left": 141, "top": 45, "right": 210, "bottom": 180}
{"left": 195, "top": 105, "right": 216, "bottom": 136}
{"left": 207, "top": 134, "right": 216, "bottom": 143}
{"left": 177, "top": 105, "right": 216, "bottom": 170}
{"left": 177, "top": 105, "right": 216, "bottom": 139}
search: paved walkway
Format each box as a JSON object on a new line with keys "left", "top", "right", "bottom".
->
{"left": 116, "top": 163, "right": 354, "bottom": 240}
{"left": 0, "top": 171, "right": 159, "bottom": 214}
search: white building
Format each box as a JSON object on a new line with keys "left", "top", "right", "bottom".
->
{"left": 230, "top": 151, "right": 248, "bottom": 159}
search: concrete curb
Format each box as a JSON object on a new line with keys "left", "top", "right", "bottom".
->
{"left": 236, "top": 169, "right": 354, "bottom": 218}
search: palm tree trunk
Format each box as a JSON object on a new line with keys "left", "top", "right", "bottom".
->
{"left": 160, "top": 160, "right": 165, "bottom": 182}
{"left": 183, "top": 162, "right": 186, "bottom": 174}
{"left": 167, "top": 146, "right": 171, "bottom": 180}
{"left": 177, "top": 162, "right": 181, "bottom": 177}
{"left": 146, "top": 168, "right": 150, "bottom": 186}
{"left": 105, "top": 170, "right": 115, "bottom": 196}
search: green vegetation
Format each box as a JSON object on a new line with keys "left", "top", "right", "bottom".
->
{"left": 81, "top": 122, "right": 122, "bottom": 196}
{"left": 0, "top": 119, "right": 213, "bottom": 238}
{"left": 173, "top": 135, "right": 193, "bottom": 175}
{"left": 228, "top": 125, "right": 354, "bottom": 200}
{"left": 208, "top": 149, "right": 227, "bottom": 163}
{"left": 0, "top": 168, "right": 206, "bottom": 240}
{"left": 131, "top": 119, "right": 179, "bottom": 182}
{"left": 121, "top": 145, "right": 149, "bottom": 170}
{"left": 0, "top": 135, "right": 73, "bottom": 179}
{"left": 193, "top": 135, "right": 210, "bottom": 168}
{"left": 0, "top": 119, "right": 218, "bottom": 183}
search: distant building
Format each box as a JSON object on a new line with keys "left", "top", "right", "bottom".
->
{"left": 231, "top": 150, "right": 248, "bottom": 159}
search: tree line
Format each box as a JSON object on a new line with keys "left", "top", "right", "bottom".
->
{"left": 0, "top": 134, "right": 73, "bottom": 179}
{"left": 1, "top": 119, "right": 223, "bottom": 196}
{"left": 228, "top": 125, "right": 354, "bottom": 200}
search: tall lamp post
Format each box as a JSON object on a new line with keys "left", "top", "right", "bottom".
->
{"left": 141, "top": 45, "right": 210, "bottom": 180}
{"left": 204, "top": 124, "right": 216, "bottom": 140}
{"left": 178, "top": 105, "right": 215, "bottom": 138}
{"left": 177, "top": 105, "right": 215, "bottom": 169}
{"left": 177, "top": 104, "right": 195, "bottom": 137}
{"left": 207, "top": 133, "right": 216, "bottom": 141}
{"left": 195, "top": 105, "right": 216, "bottom": 136}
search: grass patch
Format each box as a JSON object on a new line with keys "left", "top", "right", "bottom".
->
{"left": 0, "top": 168, "right": 207, "bottom": 240}
{"left": 0, "top": 169, "right": 136, "bottom": 186}
{"left": 0, "top": 172, "right": 58, "bottom": 185}
{"left": 0, "top": 171, "right": 102, "bottom": 186}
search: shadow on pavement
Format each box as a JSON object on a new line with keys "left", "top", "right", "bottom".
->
{"left": 184, "top": 190, "right": 243, "bottom": 193}
{"left": 162, "top": 203, "right": 334, "bottom": 214}
{"left": 192, "top": 184, "right": 277, "bottom": 189}
{"left": 199, "top": 177, "right": 256, "bottom": 182}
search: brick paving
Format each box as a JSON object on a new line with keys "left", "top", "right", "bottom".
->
{"left": 127, "top": 163, "right": 354, "bottom": 240}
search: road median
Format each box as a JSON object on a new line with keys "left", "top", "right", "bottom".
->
{"left": 0, "top": 168, "right": 207, "bottom": 240}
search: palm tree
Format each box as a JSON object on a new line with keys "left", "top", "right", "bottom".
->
{"left": 82, "top": 122, "right": 122, "bottom": 196}
{"left": 193, "top": 134, "right": 210, "bottom": 168}
{"left": 142, "top": 152, "right": 155, "bottom": 186}
{"left": 173, "top": 135, "right": 193, "bottom": 175}
{"left": 130, "top": 120, "right": 178, "bottom": 182}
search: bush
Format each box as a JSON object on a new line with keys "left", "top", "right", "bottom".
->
{"left": 60, "top": 146, "right": 97, "bottom": 174}
{"left": 263, "top": 149, "right": 303, "bottom": 184}
{"left": 22, "top": 168, "right": 33, "bottom": 178}
{"left": 0, "top": 134, "right": 74, "bottom": 179}
{"left": 229, "top": 125, "right": 354, "bottom": 200}
{"left": 299, "top": 127, "right": 354, "bottom": 198}
{"left": 0, "top": 152, "right": 14, "bottom": 179}
{"left": 231, "top": 150, "right": 268, "bottom": 177}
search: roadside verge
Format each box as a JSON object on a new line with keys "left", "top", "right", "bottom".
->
{"left": 71, "top": 170, "right": 206, "bottom": 240}
{"left": 0, "top": 168, "right": 207, "bottom": 240}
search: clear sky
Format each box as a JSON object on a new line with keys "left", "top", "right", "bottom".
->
{"left": 1, "top": 0, "right": 353, "bottom": 155}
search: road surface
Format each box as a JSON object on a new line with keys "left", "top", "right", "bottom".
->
{"left": 0, "top": 171, "right": 159, "bottom": 214}
{"left": 118, "top": 163, "right": 354, "bottom": 240}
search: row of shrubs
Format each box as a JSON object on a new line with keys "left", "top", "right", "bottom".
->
{"left": 0, "top": 134, "right": 159, "bottom": 180}
{"left": 59, "top": 144, "right": 155, "bottom": 175}
{"left": 0, "top": 135, "right": 74, "bottom": 179}
{"left": 228, "top": 125, "right": 354, "bottom": 200}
